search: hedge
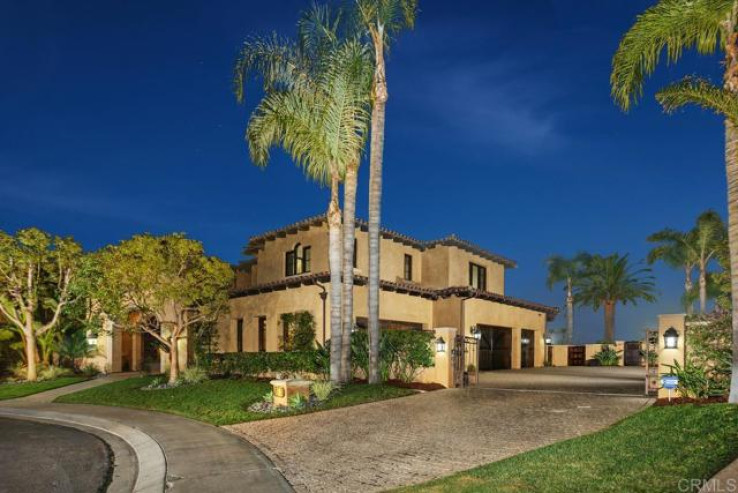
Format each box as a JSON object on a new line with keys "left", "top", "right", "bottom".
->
{"left": 210, "top": 329, "right": 434, "bottom": 381}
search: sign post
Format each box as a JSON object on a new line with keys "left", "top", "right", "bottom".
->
{"left": 661, "top": 375, "right": 679, "bottom": 402}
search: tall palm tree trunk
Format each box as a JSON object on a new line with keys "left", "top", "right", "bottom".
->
{"left": 328, "top": 173, "right": 343, "bottom": 384}
{"left": 603, "top": 300, "right": 616, "bottom": 343}
{"left": 565, "top": 278, "right": 574, "bottom": 344}
{"left": 699, "top": 261, "right": 708, "bottom": 314}
{"left": 724, "top": 19, "right": 738, "bottom": 403}
{"left": 684, "top": 267, "right": 694, "bottom": 316}
{"left": 341, "top": 163, "right": 358, "bottom": 383}
{"left": 368, "top": 36, "right": 387, "bottom": 385}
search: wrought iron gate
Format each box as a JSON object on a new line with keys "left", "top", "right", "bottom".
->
{"left": 453, "top": 335, "right": 479, "bottom": 388}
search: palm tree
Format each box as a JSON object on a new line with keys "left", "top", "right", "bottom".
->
{"left": 647, "top": 228, "right": 698, "bottom": 314}
{"left": 692, "top": 210, "right": 727, "bottom": 313}
{"left": 234, "top": 7, "right": 372, "bottom": 383}
{"left": 575, "top": 254, "right": 657, "bottom": 343}
{"left": 355, "top": 0, "right": 418, "bottom": 384}
{"left": 610, "top": 0, "right": 738, "bottom": 401}
{"left": 545, "top": 253, "right": 589, "bottom": 344}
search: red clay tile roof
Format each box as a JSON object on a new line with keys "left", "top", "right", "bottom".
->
{"left": 244, "top": 215, "right": 517, "bottom": 268}
{"left": 230, "top": 271, "right": 558, "bottom": 320}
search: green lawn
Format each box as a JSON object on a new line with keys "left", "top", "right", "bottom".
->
{"left": 56, "top": 376, "right": 415, "bottom": 425}
{"left": 396, "top": 404, "right": 738, "bottom": 493}
{"left": 0, "top": 376, "right": 88, "bottom": 401}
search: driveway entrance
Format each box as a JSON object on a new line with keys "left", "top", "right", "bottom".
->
{"left": 228, "top": 386, "right": 650, "bottom": 492}
{"left": 478, "top": 366, "right": 645, "bottom": 395}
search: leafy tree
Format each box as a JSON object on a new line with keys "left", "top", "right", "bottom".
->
{"left": 0, "top": 228, "right": 83, "bottom": 381}
{"left": 234, "top": 5, "right": 372, "bottom": 383}
{"left": 354, "top": 0, "right": 418, "bottom": 384}
{"left": 610, "top": 0, "right": 738, "bottom": 401}
{"left": 545, "top": 253, "right": 589, "bottom": 344}
{"left": 575, "top": 254, "right": 657, "bottom": 343}
{"left": 96, "top": 234, "right": 233, "bottom": 384}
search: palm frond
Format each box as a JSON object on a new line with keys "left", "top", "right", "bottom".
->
{"left": 610, "top": 0, "right": 732, "bottom": 111}
{"left": 657, "top": 77, "right": 738, "bottom": 122}
{"left": 233, "top": 33, "right": 303, "bottom": 104}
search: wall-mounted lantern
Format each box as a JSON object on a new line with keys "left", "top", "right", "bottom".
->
{"left": 86, "top": 331, "right": 98, "bottom": 347}
{"left": 436, "top": 337, "right": 446, "bottom": 353}
{"left": 521, "top": 336, "right": 530, "bottom": 345}
{"left": 545, "top": 336, "right": 553, "bottom": 345}
{"left": 471, "top": 325, "right": 481, "bottom": 340}
{"left": 663, "top": 327, "right": 679, "bottom": 349}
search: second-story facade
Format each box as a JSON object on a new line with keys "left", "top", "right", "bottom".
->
{"left": 219, "top": 215, "right": 557, "bottom": 372}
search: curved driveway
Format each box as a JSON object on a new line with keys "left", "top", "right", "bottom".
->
{"left": 228, "top": 367, "right": 651, "bottom": 492}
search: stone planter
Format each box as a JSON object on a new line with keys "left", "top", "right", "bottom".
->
{"left": 270, "top": 379, "right": 311, "bottom": 408}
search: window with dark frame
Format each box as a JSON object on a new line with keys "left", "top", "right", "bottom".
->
{"left": 236, "top": 318, "right": 244, "bottom": 352}
{"left": 469, "top": 262, "right": 487, "bottom": 291}
{"left": 285, "top": 250, "right": 296, "bottom": 277}
{"left": 302, "top": 246, "right": 311, "bottom": 273}
{"left": 285, "top": 245, "right": 311, "bottom": 276}
{"left": 403, "top": 254, "right": 413, "bottom": 281}
{"left": 353, "top": 238, "right": 357, "bottom": 268}
{"left": 258, "top": 316, "right": 267, "bottom": 352}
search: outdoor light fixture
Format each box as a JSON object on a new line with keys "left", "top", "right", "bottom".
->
{"left": 86, "top": 331, "right": 98, "bottom": 347}
{"left": 521, "top": 336, "right": 530, "bottom": 345}
{"left": 471, "top": 325, "right": 481, "bottom": 340}
{"left": 663, "top": 327, "right": 679, "bottom": 349}
{"left": 436, "top": 337, "right": 446, "bottom": 353}
{"left": 545, "top": 336, "right": 553, "bottom": 345}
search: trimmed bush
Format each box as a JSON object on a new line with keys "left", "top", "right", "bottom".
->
{"left": 210, "top": 351, "right": 323, "bottom": 377}
{"left": 180, "top": 366, "right": 209, "bottom": 385}
{"left": 593, "top": 345, "right": 620, "bottom": 366}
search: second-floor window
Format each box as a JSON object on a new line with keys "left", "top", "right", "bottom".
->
{"left": 404, "top": 254, "right": 413, "bottom": 281}
{"left": 469, "top": 262, "right": 487, "bottom": 291}
{"left": 285, "top": 244, "right": 311, "bottom": 276}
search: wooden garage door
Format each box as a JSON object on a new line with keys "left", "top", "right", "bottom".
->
{"left": 567, "top": 345, "right": 586, "bottom": 366}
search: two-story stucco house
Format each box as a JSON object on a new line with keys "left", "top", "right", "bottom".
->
{"left": 217, "top": 215, "right": 557, "bottom": 371}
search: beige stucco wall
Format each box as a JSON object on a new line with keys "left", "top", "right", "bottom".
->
{"left": 657, "top": 313, "right": 686, "bottom": 399}
{"left": 254, "top": 225, "right": 330, "bottom": 284}
{"left": 446, "top": 246, "right": 505, "bottom": 294}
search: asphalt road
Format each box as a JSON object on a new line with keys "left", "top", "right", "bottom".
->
{"left": 0, "top": 417, "right": 111, "bottom": 493}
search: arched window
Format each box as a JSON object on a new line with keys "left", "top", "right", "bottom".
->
{"left": 285, "top": 243, "right": 311, "bottom": 276}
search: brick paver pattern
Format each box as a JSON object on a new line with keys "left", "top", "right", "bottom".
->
{"left": 228, "top": 386, "right": 650, "bottom": 492}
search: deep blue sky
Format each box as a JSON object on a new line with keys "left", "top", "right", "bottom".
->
{"left": 0, "top": 1, "right": 728, "bottom": 342}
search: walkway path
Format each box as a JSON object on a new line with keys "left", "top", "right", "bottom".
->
{"left": 0, "top": 375, "right": 292, "bottom": 493}
{"left": 228, "top": 387, "right": 651, "bottom": 492}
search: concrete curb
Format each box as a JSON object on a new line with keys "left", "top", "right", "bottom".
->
{"left": 0, "top": 407, "right": 166, "bottom": 493}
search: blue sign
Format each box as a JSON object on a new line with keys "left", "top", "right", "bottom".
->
{"left": 661, "top": 375, "right": 679, "bottom": 390}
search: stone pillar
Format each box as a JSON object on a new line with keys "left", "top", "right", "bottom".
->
{"left": 511, "top": 327, "right": 522, "bottom": 369}
{"left": 657, "top": 313, "right": 686, "bottom": 400}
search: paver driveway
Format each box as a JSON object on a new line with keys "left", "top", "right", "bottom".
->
{"left": 228, "top": 381, "right": 651, "bottom": 492}
{"left": 477, "top": 366, "right": 646, "bottom": 395}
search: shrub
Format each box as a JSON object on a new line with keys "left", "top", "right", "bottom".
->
{"left": 59, "top": 331, "right": 94, "bottom": 369}
{"left": 10, "top": 362, "right": 26, "bottom": 381}
{"left": 210, "top": 351, "right": 323, "bottom": 378}
{"left": 38, "top": 366, "right": 71, "bottom": 381}
{"left": 279, "top": 311, "right": 316, "bottom": 351}
{"left": 389, "top": 330, "right": 435, "bottom": 383}
{"left": 262, "top": 390, "right": 273, "bottom": 403}
{"left": 664, "top": 360, "right": 715, "bottom": 399}
{"left": 81, "top": 363, "right": 101, "bottom": 377}
{"left": 686, "top": 315, "right": 732, "bottom": 396}
{"left": 311, "top": 380, "right": 334, "bottom": 402}
{"left": 180, "top": 366, "right": 209, "bottom": 385}
{"left": 594, "top": 345, "right": 620, "bottom": 366}
{"left": 289, "top": 392, "right": 307, "bottom": 409}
